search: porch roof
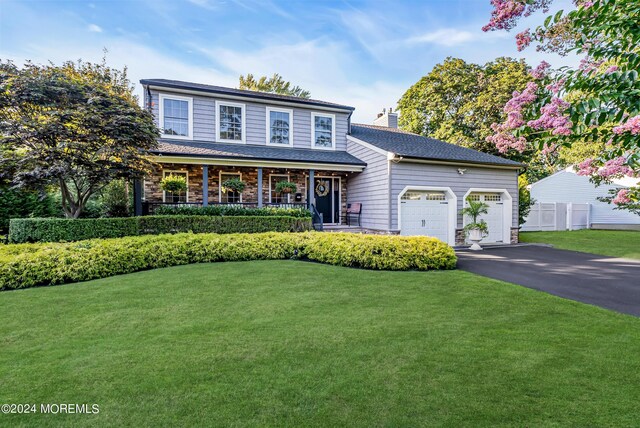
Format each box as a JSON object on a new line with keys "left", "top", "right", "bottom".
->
{"left": 152, "top": 139, "right": 367, "bottom": 169}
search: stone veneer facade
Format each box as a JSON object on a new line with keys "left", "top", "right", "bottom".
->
{"left": 144, "top": 163, "right": 349, "bottom": 224}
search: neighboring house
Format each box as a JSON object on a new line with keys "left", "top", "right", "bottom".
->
{"left": 528, "top": 166, "right": 640, "bottom": 229}
{"left": 137, "top": 79, "right": 522, "bottom": 246}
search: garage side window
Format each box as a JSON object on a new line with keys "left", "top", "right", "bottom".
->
{"left": 401, "top": 192, "right": 422, "bottom": 200}
{"left": 425, "top": 193, "right": 446, "bottom": 201}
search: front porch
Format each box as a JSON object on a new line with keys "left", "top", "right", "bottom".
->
{"left": 138, "top": 163, "right": 350, "bottom": 225}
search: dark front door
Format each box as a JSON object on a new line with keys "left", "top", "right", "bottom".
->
{"left": 314, "top": 178, "right": 333, "bottom": 223}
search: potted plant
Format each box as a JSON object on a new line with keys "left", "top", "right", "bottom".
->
{"left": 275, "top": 181, "right": 297, "bottom": 194}
{"left": 221, "top": 177, "right": 246, "bottom": 194}
{"left": 461, "top": 197, "right": 490, "bottom": 251}
{"left": 160, "top": 174, "right": 187, "bottom": 203}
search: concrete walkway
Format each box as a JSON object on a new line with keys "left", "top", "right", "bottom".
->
{"left": 457, "top": 245, "right": 640, "bottom": 317}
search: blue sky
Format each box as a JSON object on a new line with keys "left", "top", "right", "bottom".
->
{"left": 0, "top": 0, "right": 576, "bottom": 122}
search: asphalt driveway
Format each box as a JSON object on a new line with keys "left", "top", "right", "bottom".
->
{"left": 457, "top": 245, "right": 640, "bottom": 317}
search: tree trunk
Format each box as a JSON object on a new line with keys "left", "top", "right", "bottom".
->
{"left": 59, "top": 178, "right": 86, "bottom": 219}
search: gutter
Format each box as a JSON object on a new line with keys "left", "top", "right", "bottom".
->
{"left": 141, "top": 80, "right": 355, "bottom": 113}
{"left": 393, "top": 155, "right": 524, "bottom": 170}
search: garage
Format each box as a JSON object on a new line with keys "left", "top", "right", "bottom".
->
{"left": 464, "top": 191, "right": 510, "bottom": 244}
{"left": 399, "top": 188, "right": 457, "bottom": 245}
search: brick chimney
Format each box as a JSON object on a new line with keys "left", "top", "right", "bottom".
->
{"left": 373, "top": 107, "right": 398, "bottom": 128}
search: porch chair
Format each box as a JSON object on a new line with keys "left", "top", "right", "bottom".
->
{"left": 344, "top": 202, "right": 362, "bottom": 227}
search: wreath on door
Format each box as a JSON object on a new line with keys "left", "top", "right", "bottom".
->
{"left": 315, "top": 180, "right": 330, "bottom": 197}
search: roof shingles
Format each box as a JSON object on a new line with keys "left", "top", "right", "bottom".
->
{"left": 350, "top": 124, "right": 522, "bottom": 167}
{"left": 152, "top": 139, "right": 366, "bottom": 166}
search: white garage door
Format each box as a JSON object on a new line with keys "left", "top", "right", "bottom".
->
{"left": 400, "top": 191, "right": 449, "bottom": 242}
{"left": 466, "top": 193, "right": 504, "bottom": 243}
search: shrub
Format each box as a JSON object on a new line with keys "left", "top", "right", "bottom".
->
{"left": 0, "top": 232, "right": 457, "bottom": 289}
{"left": 153, "top": 205, "right": 311, "bottom": 218}
{"left": 301, "top": 233, "right": 456, "bottom": 271}
{"left": 0, "top": 186, "right": 59, "bottom": 233}
{"left": 100, "top": 179, "right": 130, "bottom": 217}
{"left": 9, "top": 215, "right": 312, "bottom": 243}
{"left": 9, "top": 217, "right": 139, "bottom": 243}
{"left": 518, "top": 175, "right": 535, "bottom": 226}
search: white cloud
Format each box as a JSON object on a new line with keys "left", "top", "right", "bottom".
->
{"left": 87, "top": 24, "right": 102, "bottom": 33}
{"left": 1, "top": 36, "right": 236, "bottom": 104}
{"left": 195, "top": 37, "right": 405, "bottom": 122}
{"left": 408, "top": 29, "right": 474, "bottom": 46}
{"left": 186, "top": 0, "right": 220, "bottom": 10}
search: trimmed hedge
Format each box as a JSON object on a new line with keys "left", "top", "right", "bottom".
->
{"left": 9, "top": 216, "right": 312, "bottom": 243}
{"left": 153, "top": 205, "right": 311, "bottom": 218}
{"left": 0, "top": 232, "right": 456, "bottom": 289}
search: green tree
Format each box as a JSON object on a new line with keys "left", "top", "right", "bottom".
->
{"left": 397, "top": 57, "right": 532, "bottom": 155}
{"left": 518, "top": 175, "right": 535, "bottom": 226}
{"left": 99, "top": 179, "right": 131, "bottom": 218}
{"left": 0, "top": 185, "right": 58, "bottom": 233}
{"left": 0, "top": 59, "right": 159, "bottom": 218}
{"left": 239, "top": 73, "right": 311, "bottom": 98}
{"left": 482, "top": 0, "right": 640, "bottom": 209}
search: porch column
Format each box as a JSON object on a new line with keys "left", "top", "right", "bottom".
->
{"left": 133, "top": 179, "right": 143, "bottom": 216}
{"left": 308, "top": 169, "right": 315, "bottom": 208}
{"left": 202, "top": 165, "right": 209, "bottom": 207}
{"left": 257, "top": 167, "right": 263, "bottom": 208}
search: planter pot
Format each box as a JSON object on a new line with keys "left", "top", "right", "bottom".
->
{"left": 468, "top": 228, "right": 484, "bottom": 251}
{"left": 282, "top": 188, "right": 293, "bottom": 194}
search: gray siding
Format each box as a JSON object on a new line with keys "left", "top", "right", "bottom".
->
{"left": 389, "top": 162, "right": 519, "bottom": 229}
{"left": 346, "top": 141, "right": 390, "bottom": 230}
{"left": 148, "top": 89, "right": 349, "bottom": 150}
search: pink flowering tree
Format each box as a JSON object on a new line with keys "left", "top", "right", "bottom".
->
{"left": 483, "top": 0, "right": 639, "bottom": 210}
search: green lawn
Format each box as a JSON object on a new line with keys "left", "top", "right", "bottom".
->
{"left": 1, "top": 261, "right": 639, "bottom": 427}
{"left": 520, "top": 229, "right": 640, "bottom": 259}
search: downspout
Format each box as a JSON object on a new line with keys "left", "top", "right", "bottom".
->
{"left": 387, "top": 153, "right": 403, "bottom": 231}
{"left": 145, "top": 85, "right": 153, "bottom": 112}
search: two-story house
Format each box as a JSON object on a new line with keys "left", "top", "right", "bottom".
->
{"left": 138, "top": 79, "right": 523, "bottom": 246}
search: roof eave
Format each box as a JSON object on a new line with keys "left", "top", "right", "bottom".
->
{"left": 141, "top": 80, "right": 355, "bottom": 112}
{"left": 148, "top": 151, "right": 366, "bottom": 169}
{"left": 395, "top": 155, "right": 524, "bottom": 170}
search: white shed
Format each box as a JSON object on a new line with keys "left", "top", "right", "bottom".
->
{"left": 529, "top": 167, "right": 640, "bottom": 228}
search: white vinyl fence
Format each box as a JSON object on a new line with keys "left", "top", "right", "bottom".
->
{"left": 521, "top": 202, "right": 591, "bottom": 232}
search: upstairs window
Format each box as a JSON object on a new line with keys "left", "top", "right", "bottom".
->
{"left": 267, "top": 107, "right": 293, "bottom": 146}
{"left": 311, "top": 113, "right": 335, "bottom": 149}
{"left": 160, "top": 95, "right": 192, "bottom": 139}
{"left": 217, "top": 101, "right": 245, "bottom": 143}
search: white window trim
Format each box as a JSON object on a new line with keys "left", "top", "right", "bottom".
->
{"left": 311, "top": 112, "right": 336, "bottom": 150}
{"left": 216, "top": 100, "right": 246, "bottom": 144}
{"left": 269, "top": 173, "right": 291, "bottom": 203}
{"left": 265, "top": 106, "right": 294, "bottom": 147}
{"left": 218, "top": 171, "right": 243, "bottom": 203}
{"left": 159, "top": 94, "right": 193, "bottom": 140}
{"left": 162, "top": 170, "right": 189, "bottom": 203}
